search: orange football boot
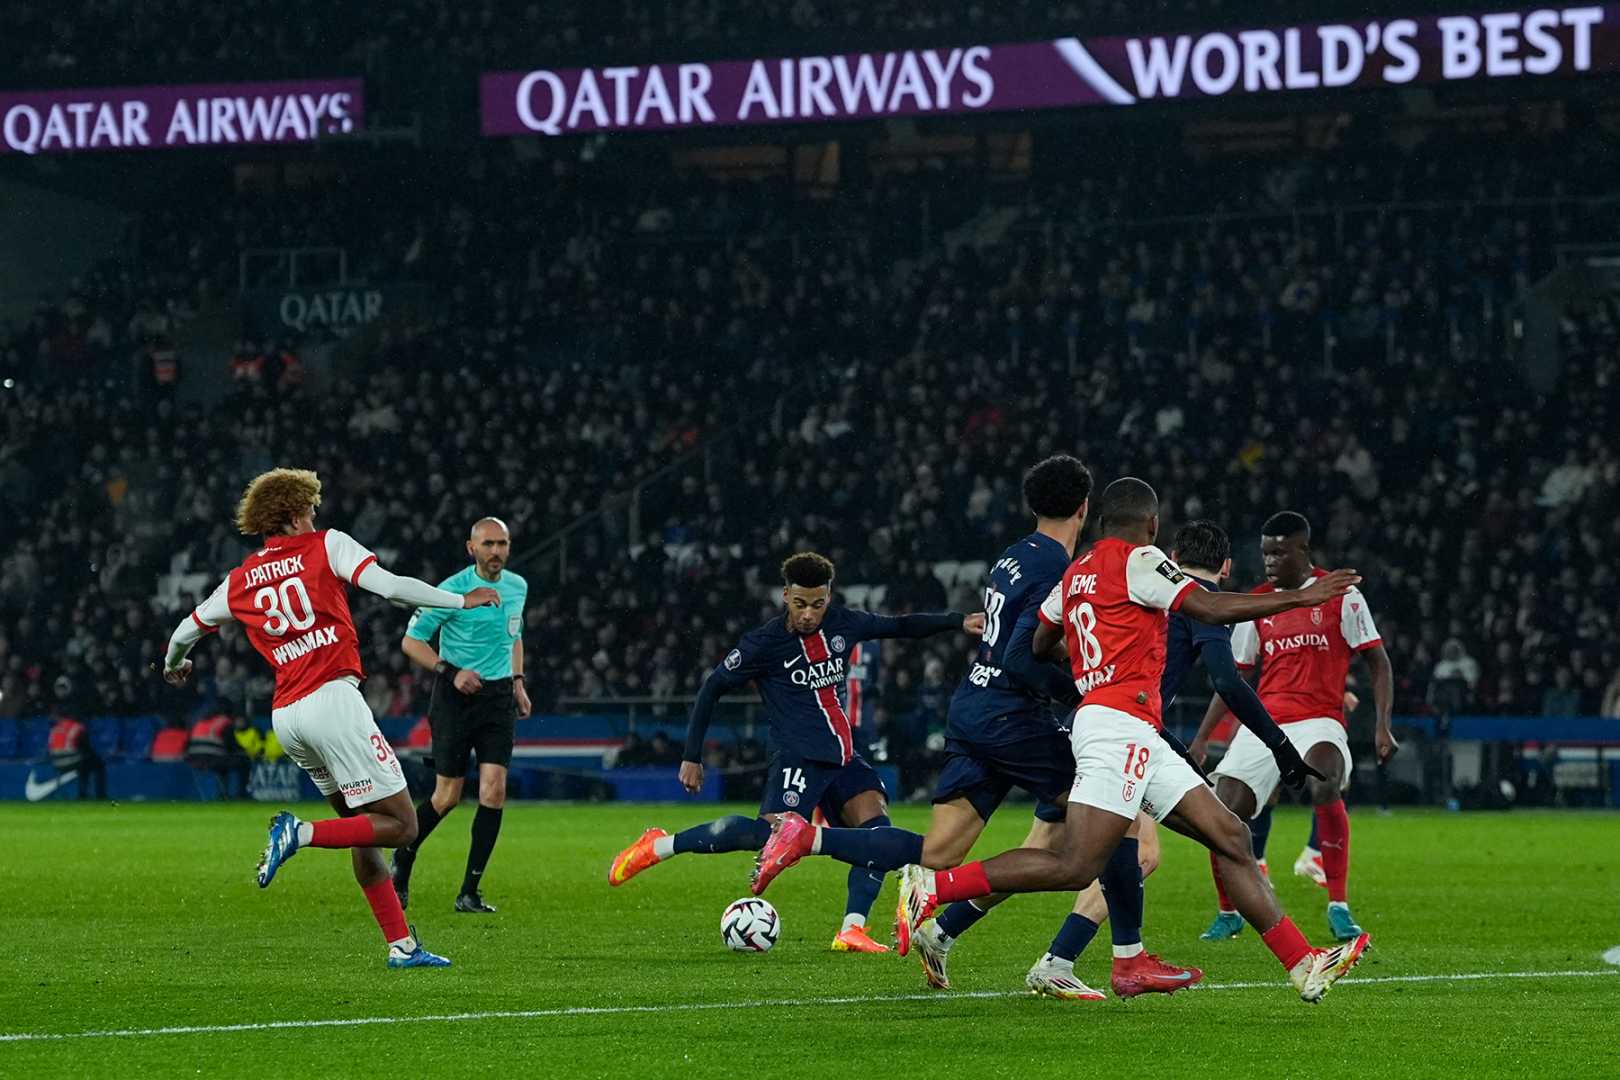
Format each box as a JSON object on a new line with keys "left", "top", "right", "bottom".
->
{"left": 831, "top": 925, "right": 891, "bottom": 953}
{"left": 608, "top": 827, "right": 669, "bottom": 886}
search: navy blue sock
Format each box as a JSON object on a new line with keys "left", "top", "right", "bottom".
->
{"left": 1047, "top": 913, "right": 1101, "bottom": 962}
{"left": 816, "top": 822, "right": 924, "bottom": 872}
{"left": 842, "top": 815, "right": 890, "bottom": 918}
{"left": 672, "top": 815, "right": 772, "bottom": 854}
{"left": 1250, "top": 804, "right": 1274, "bottom": 859}
{"left": 935, "top": 900, "right": 991, "bottom": 939}
{"left": 1306, "top": 812, "right": 1320, "bottom": 850}
{"left": 1098, "top": 837, "right": 1144, "bottom": 947}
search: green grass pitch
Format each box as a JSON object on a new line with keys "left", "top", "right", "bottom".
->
{"left": 3, "top": 802, "right": 1617, "bottom": 1078}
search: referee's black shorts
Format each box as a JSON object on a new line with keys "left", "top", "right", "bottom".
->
{"left": 428, "top": 676, "right": 517, "bottom": 777}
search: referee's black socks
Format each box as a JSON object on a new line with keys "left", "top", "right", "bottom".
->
{"left": 461, "top": 805, "right": 503, "bottom": 897}
{"left": 401, "top": 799, "right": 446, "bottom": 861}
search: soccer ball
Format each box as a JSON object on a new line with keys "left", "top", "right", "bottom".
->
{"left": 720, "top": 897, "right": 780, "bottom": 952}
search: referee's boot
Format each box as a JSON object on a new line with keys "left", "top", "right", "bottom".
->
{"left": 454, "top": 890, "right": 497, "bottom": 914}
{"left": 390, "top": 849, "right": 415, "bottom": 910}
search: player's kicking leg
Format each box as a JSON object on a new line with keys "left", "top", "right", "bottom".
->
{"left": 608, "top": 816, "right": 771, "bottom": 885}
{"left": 264, "top": 684, "right": 450, "bottom": 968}
{"left": 1201, "top": 774, "right": 1259, "bottom": 940}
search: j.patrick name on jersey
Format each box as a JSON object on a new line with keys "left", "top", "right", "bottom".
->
{"left": 270, "top": 625, "right": 340, "bottom": 666}
{"left": 243, "top": 554, "right": 306, "bottom": 588}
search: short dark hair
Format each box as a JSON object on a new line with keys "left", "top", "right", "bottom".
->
{"left": 1023, "top": 455, "right": 1093, "bottom": 520}
{"left": 1261, "top": 511, "right": 1311, "bottom": 541}
{"left": 1099, "top": 476, "right": 1159, "bottom": 531}
{"left": 1172, "top": 520, "right": 1230, "bottom": 572}
{"left": 781, "top": 551, "right": 835, "bottom": 589}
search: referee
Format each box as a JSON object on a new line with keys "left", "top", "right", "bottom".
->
{"left": 391, "top": 516, "right": 530, "bottom": 914}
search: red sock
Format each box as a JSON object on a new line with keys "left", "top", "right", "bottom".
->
{"left": 1314, "top": 800, "right": 1350, "bottom": 903}
{"left": 1210, "top": 851, "right": 1235, "bottom": 911}
{"left": 934, "top": 862, "right": 991, "bottom": 903}
{"left": 1260, "top": 917, "right": 1312, "bottom": 972}
{"left": 361, "top": 878, "right": 409, "bottom": 942}
{"left": 309, "top": 816, "right": 376, "bottom": 848}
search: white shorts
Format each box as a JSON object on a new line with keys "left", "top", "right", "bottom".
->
{"left": 1211, "top": 716, "right": 1352, "bottom": 817}
{"left": 1069, "top": 704, "right": 1206, "bottom": 823}
{"left": 272, "top": 679, "right": 407, "bottom": 809}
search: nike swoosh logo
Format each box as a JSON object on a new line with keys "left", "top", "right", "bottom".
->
{"left": 25, "top": 769, "right": 74, "bottom": 802}
{"left": 1159, "top": 971, "right": 1196, "bottom": 982}
{"left": 782, "top": 655, "right": 802, "bottom": 668}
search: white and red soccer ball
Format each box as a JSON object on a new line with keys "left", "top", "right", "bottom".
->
{"left": 721, "top": 897, "right": 780, "bottom": 952}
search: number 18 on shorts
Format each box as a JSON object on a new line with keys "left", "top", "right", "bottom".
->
{"left": 1068, "top": 704, "right": 1204, "bottom": 822}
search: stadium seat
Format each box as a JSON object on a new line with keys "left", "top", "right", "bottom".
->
{"left": 150, "top": 728, "right": 189, "bottom": 762}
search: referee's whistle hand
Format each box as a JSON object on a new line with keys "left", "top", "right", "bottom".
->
{"left": 464, "top": 587, "right": 502, "bottom": 608}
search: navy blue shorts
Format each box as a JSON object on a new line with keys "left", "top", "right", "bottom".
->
{"left": 760, "top": 752, "right": 886, "bottom": 822}
{"left": 932, "top": 730, "right": 1075, "bottom": 823}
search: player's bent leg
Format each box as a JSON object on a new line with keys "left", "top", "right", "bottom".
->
{"left": 1203, "top": 776, "right": 1259, "bottom": 940}
{"left": 392, "top": 773, "right": 465, "bottom": 908}
{"left": 922, "top": 813, "right": 1062, "bottom": 985}
{"left": 1304, "top": 740, "right": 1360, "bottom": 939}
{"left": 1164, "top": 785, "right": 1364, "bottom": 1001}
{"left": 826, "top": 789, "right": 893, "bottom": 952}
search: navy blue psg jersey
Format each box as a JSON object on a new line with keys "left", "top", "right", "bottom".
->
{"left": 685, "top": 605, "right": 963, "bottom": 766}
{"left": 945, "top": 531, "right": 1073, "bottom": 746}
{"left": 1161, "top": 577, "right": 1230, "bottom": 705}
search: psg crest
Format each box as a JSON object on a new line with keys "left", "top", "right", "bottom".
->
{"left": 782, "top": 790, "right": 800, "bottom": 808}
{"left": 829, "top": 635, "right": 846, "bottom": 653}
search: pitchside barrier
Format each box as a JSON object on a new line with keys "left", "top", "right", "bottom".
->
{"left": 0, "top": 712, "right": 1614, "bottom": 805}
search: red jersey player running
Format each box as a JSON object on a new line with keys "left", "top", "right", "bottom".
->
{"left": 894, "top": 478, "right": 1370, "bottom": 1003}
{"left": 159, "top": 468, "right": 500, "bottom": 969}
{"left": 1191, "top": 511, "right": 1396, "bottom": 943}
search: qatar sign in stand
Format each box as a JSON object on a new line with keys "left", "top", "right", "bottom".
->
{"left": 482, "top": 5, "right": 1619, "bottom": 137}
{"left": 1, "top": 78, "right": 364, "bottom": 156}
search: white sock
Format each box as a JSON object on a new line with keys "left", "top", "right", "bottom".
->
{"left": 296, "top": 821, "right": 314, "bottom": 846}
{"left": 1327, "top": 900, "right": 1349, "bottom": 911}
{"left": 651, "top": 835, "right": 675, "bottom": 860}
{"left": 841, "top": 912, "right": 866, "bottom": 933}
{"left": 388, "top": 933, "right": 415, "bottom": 952}
{"left": 1219, "top": 908, "right": 1239, "bottom": 916}
{"left": 1041, "top": 952, "right": 1074, "bottom": 971}
{"left": 1113, "top": 942, "right": 1144, "bottom": 959}
{"left": 1304, "top": 846, "right": 1321, "bottom": 859}
{"left": 811, "top": 827, "right": 824, "bottom": 855}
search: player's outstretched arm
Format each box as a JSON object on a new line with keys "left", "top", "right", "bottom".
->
{"left": 851, "top": 609, "right": 978, "bottom": 640}
{"left": 160, "top": 577, "right": 233, "bottom": 685}
{"left": 1178, "top": 569, "right": 1359, "bottom": 626}
{"left": 354, "top": 562, "right": 496, "bottom": 609}
{"left": 679, "top": 642, "right": 760, "bottom": 791}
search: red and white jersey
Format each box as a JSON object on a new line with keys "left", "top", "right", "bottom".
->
{"left": 1231, "top": 568, "right": 1381, "bottom": 728}
{"left": 1039, "top": 537, "right": 1198, "bottom": 730}
{"left": 191, "top": 529, "right": 379, "bottom": 709}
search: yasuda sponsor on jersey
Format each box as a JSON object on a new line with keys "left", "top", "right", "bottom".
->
{"left": 1263, "top": 632, "right": 1330, "bottom": 658}
{"left": 790, "top": 656, "right": 845, "bottom": 689}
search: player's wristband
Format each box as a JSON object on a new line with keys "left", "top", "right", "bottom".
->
{"left": 435, "top": 660, "right": 460, "bottom": 678}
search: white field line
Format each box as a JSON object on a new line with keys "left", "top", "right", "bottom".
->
{"left": 2, "top": 968, "right": 1616, "bottom": 1044}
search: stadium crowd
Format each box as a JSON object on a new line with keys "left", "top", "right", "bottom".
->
{"left": 3, "top": 128, "right": 1619, "bottom": 756}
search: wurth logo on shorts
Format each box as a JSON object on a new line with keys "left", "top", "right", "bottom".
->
{"left": 339, "top": 778, "right": 374, "bottom": 799}
{"left": 1263, "top": 632, "right": 1330, "bottom": 658}
{"left": 270, "top": 625, "right": 340, "bottom": 666}
{"left": 789, "top": 657, "right": 845, "bottom": 690}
